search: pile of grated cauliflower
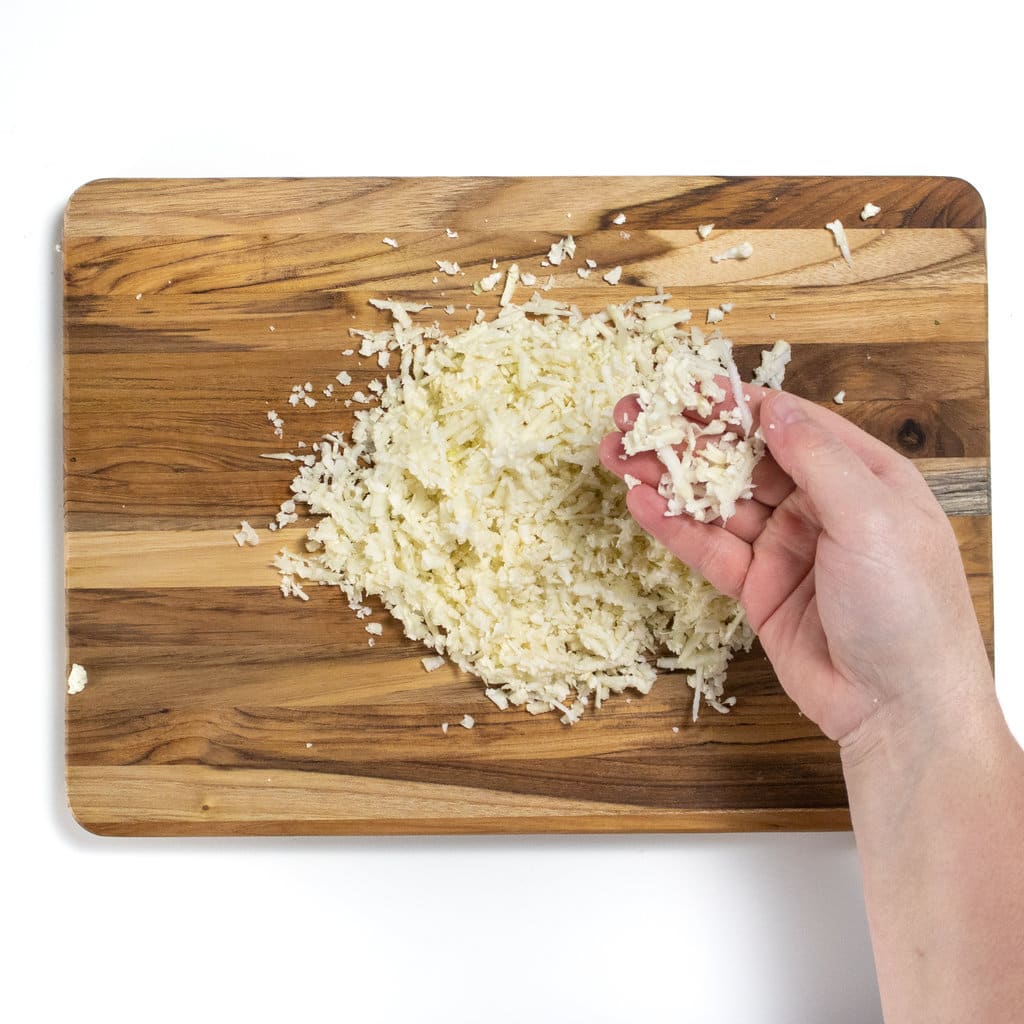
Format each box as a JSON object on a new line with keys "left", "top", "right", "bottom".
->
{"left": 273, "top": 288, "right": 788, "bottom": 724}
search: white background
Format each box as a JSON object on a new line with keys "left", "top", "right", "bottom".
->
{"left": 4, "top": 2, "right": 1021, "bottom": 1022}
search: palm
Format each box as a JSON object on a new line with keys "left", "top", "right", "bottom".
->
{"left": 739, "top": 494, "right": 858, "bottom": 740}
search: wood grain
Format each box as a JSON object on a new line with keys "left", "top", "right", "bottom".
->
{"left": 63, "top": 177, "right": 990, "bottom": 836}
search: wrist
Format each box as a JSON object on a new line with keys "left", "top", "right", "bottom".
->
{"left": 839, "top": 667, "right": 1002, "bottom": 789}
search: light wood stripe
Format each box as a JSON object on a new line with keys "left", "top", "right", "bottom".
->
{"left": 65, "top": 765, "right": 851, "bottom": 836}
{"left": 64, "top": 228, "right": 985, "bottom": 298}
{"left": 63, "top": 493, "right": 991, "bottom": 593}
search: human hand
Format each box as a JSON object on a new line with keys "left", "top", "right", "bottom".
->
{"left": 599, "top": 385, "right": 991, "bottom": 745}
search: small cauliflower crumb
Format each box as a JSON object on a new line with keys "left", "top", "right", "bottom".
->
{"left": 485, "top": 688, "right": 510, "bottom": 710}
{"left": 825, "top": 220, "right": 853, "bottom": 267}
{"left": 520, "top": 272, "right": 537, "bottom": 287}
{"left": 706, "top": 308, "right": 725, "bottom": 325}
{"left": 577, "top": 267, "right": 591, "bottom": 279}
{"left": 421, "top": 655, "right": 446, "bottom": 672}
{"left": 441, "top": 722, "right": 449, "bottom": 734}
{"left": 698, "top": 224, "right": 714, "bottom": 239}
{"left": 336, "top": 370, "right": 352, "bottom": 386}
{"left": 603, "top": 266, "right": 622, "bottom": 286}
{"left": 834, "top": 390, "right": 846, "bottom": 404}
{"left": 233, "top": 520, "right": 260, "bottom": 547}
{"left": 436, "top": 260, "right": 460, "bottom": 276}
{"left": 711, "top": 242, "right": 753, "bottom": 263}
{"left": 547, "top": 236, "right": 576, "bottom": 266}
{"left": 624, "top": 474, "right": 643, "bottom": 490}
{"left": 612, "top": 212, "right": 627, "bottom": 225}
{"left": 475, "top": 271, "right": 502, "bottom": 293}
{"left": 67, "top": 663, "right": 88, "bottom": 695}
{"left": 860, "top": 203, "right": 881, "bottom": 221}
{"left": 382, "top": 237, "right": 399, "bottom": 249}
{"left": 460, "top": 714, "right": 475, "bottom": 730}
{"left": 499, "top": 264, "right": 520, "bottom": 307}
{"left": 445, "top": 227, "right": 458, "bottom": 238}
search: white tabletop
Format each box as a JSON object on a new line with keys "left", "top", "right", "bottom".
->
{"left": 5, "top": 2, "right": 1020, "bottom": 1021}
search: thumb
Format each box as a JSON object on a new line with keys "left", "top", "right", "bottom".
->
{"left": 760, "top": 390, "right": 884, "bottom": 536}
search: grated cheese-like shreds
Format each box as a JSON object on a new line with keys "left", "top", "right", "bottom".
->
{"left": 270, "top": 294, "right": 767, "bottom": 722}
{"left": 623, "top": 322, "right": 782, "bottom": 524}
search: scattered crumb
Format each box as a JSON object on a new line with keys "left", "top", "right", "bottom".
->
{"left": 577, "top": 267, "right": 591, "bottom": 279}
{"left": 720, "top": 302, "right": 734, "bottom": 313}
{"left": 612, "top": 212, "right": 627, "bottom": 225}
{"left": 233, "top": 520, "right": 260, "bottom": 547}
{"left": 547, "top": 236, "right": 576, "bottom": 266}
{"left": 706, "top": 307, "right": 725, "bottom": 324}
{"left": 135, "top": 293, "right": 142, "bottom": 300}
{"left": 460, "top": 714, "right": 475, "bottom": 730}
{"left": 619, "top": 231, "right": 631, "bottom": 240}
{"left": 711, "top": 242, "right": 753, "bottom": 263}
{"left": 306, "top": 742, "right": 313, "bottom": 749}
{"left": 336, "top": 370, "right": 352, "bottom": 386}
{"left": 445, "top": 227, "right": 458, "bottom": 238}
{"left": 485, "top": 688, "right": 510, "bottom": 710}
{"left": 825, "top": 220, "right": 853, "bottom": 267}
{"left": 367, "top": 637, "right": 376, "bottom": 647}
{"left": 585, "top": 258, "right": 597, "bottom": 269}
{"left": 475, "top": 270, "right": 502, "bottom": 293}
{"left": 382, "top": 237, "right": 399, "bottom": 248}
{"left": 436, "top": 260, "right": 460, "bottom": 276}
{"left": 768, "top": 312, "right": 776, "bottom": 320}
{"left": 698, "top": 224, "right": 714, "bottom": 239}
{"left": 341, "top": 349, "right": 354, "bottom": 356}
{"left": 421, "top": 655, "right": 446, "bottom": 672}
{"left": 860, "top": 203, "right": 881, "bottom": 221}
{"left": 67, "top": 663, "right": 88, "bottom": 695}
{"left": 672, "top": 726, "right": 680, "bottom": 734}
{"left": 441, "top": 722, "right": 449, "bottom": 734}
{"left": 624, "top": 474, "right": 642, "bottom": 490}
{"left": 834, "top": 390, "right": 846, "bottom": 404}
{"left": 520, "top": 272, "right": 537, "bottom": 286}
{"left": 269, "top": 325, "right": 276, "bottom": 332}
{"left": 603, "top": 266, "right": 622, "bottom": 286}
{"left": 365, "top": 622, "right": 384, "bottom": 636}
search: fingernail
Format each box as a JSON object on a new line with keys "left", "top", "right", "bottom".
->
{"left": 767, "top": 390, "right": 805, "bottom": 427}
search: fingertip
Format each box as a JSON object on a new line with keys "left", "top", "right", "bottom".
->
{"left": 614, "top": 395, "right": 642, "bottom": 432}
{"left": 625, "top": 481, "right": 665, "bottom": 526}
{"left": 598, "top": 430, "right": 626, "bottom": 472}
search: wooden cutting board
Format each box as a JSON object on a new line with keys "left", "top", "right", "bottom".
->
{"left": 63, "top": 176, "right": 990, "bottom": 835}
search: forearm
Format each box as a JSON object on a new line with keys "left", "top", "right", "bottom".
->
{"left": 841, "top": 690, "right": 1024, "bottom": 1023}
